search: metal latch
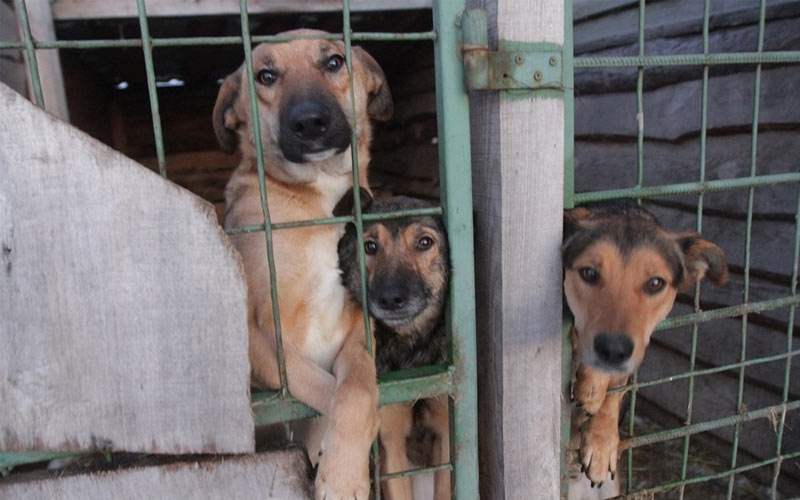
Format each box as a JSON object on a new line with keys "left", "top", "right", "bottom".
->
{"left": 461, "top": 9, "right": 563, "bottom": 91}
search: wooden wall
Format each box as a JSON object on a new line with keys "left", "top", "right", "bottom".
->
{"left": 573, "top": 0, "right": 800, "bottom": 494}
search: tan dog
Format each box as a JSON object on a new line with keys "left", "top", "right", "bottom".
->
{"left": 213, "top": 30, "right": 392, "bottom": 500}
{"left": 562, "top": 201, "right": 728, "bottom": 499}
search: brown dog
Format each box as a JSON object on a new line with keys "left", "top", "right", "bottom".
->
{"left": 337, "top": 194, "right": 451, "bottom": 500}
{"left": 562, "top": 200, "right": 728, "bottom": 499}
{"left": 213, "top": 30, "right": 392, "bottom": 500}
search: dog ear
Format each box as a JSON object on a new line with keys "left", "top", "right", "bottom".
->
{"left": 563, "top": 206, "right": 591, "bottom": 241}
{"left": 353, "top": 46, "right": 393, "bottom": 122}
{"left": 332, "top": 187, "right": 373, "bottom": 217}
{"left": 212, "top": 68, "right": 244, "bottom": 154}
{"left": 675, "top": 232, "right": 729, "bottom": 287}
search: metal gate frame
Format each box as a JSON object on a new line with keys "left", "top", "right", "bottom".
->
{"left": 565, "top": 0, "right": 800, "bottom": 497}
{"left": 0, "top": 1, "right": 480, "bottom": 498}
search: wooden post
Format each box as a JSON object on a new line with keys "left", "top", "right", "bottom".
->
{"left": 468, "top": 0, "right": 566, "bottom": 497}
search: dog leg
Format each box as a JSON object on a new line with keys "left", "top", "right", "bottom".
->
{"left": 573, "top": 363, "right": 611, "bottom": 416}
{"left": 315, "top": 324, "right": 379, "bottom": 500}
{"left": 379, "top": 403, "right": 414, "bottom": 500}
{"left": 579, "top": 375, "right": 627, "bottom": 488}
{"left": 426, "top": 395, "right": 451, "bottom": 500}
{"left": 248, "top": 318, "right": 337, "bottom": 415}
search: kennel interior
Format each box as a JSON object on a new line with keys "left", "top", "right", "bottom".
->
{"left": 0, "top": 0, "right": 478, "bottom": 497}
{"left": 571, "top": 0, "right": 800, "bottom": 498}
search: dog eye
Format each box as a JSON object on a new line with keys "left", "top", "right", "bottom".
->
{"left": 644, "top": 277, "right": 666, "bottom": 294}
{"left": 417, "top": 236, "right": 434, "bottom": 250}
{"left": 325, "top": 54, "right": 345, "bottom": 72}
{"left": 578, "top": 267, "right": 599, "bottom": 284}
{"left": 256, "top": 69, "right": 277, "bottom": 86}
{"left": 364, "top": 240, "right": 378, "bottom": 255}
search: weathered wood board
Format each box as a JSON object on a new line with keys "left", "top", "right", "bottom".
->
{"left": 469, "top": 0, "right": 565, "bottom": 498}
{"left": 0, "top": 82, "right": 253, "bottom": 454}
{"left": 0, "top": 450, "right": 312, "bottom": 499}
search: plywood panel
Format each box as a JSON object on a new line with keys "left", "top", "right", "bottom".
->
{"left": 0, "top": 82, "right": 253, "bottom": 454}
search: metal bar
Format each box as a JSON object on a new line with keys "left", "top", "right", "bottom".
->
{"left": 623, "top": 400, "right": 800, "bottom": 449}
{"left": 252, "top": 367, "right": 456, "bottom": 426}
{"left": 679, "top": 3, "right": 711, "bottom": 496}
{"left": 15, "top": 0, "right": 45, "bottom": 108}
{"left": 574, "top": 172, "right": 800, "bottom": 204}
{"left": 772, "top": 183, "right": 800, "bottom": 496}
{"left": 655, "top": 295, "right": 800, "bottom": 331}
{"left": 237, "top": 0, "right": 289, "bottom": 394}
{"left": 607, "top": 347, "right": 800, "bottom": 395}
{"left": 433, "top": 1, "right": 480, "bottom": 498}
{"left": 0, "top": 31, "right": 437, "bottom": 51}
{"left": 224, "top": 207, "right": 444, "bottom": 234}
{"left": 135, "top": 0, "right": 167, "bottom": 178}
{"left": 611, "top": 449, "right": 800, "bottom": 499}
{"left": 0, "top": 451, "right": 86, "bottom": 471}
{"left": 574, "top": 51, "right": 800, "bottom": 67}
{"left": 378, "top": 462, "right": 453, "bottom": 482}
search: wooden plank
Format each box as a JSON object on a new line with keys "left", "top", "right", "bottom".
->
{"left": 18, "top": 0, "right": 70, "bottom": 122}
{"left": 0, "top": 450, "right": 312, "bottom": 499}
{"left": 0, "top": 82, "right": 253, "bottom": 454}
{"left": 468, "top": 0, "right": 565, "bottom": 497}
{"left": 574, "top": 0, "right": 800, "bottom": 54}
{"left": 575, "top": 65, "right": 800, "bottom": 141}
{"left": 51, "top": 0, "right": 432, "bottom": 20}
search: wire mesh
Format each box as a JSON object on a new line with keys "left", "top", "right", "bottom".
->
{"left": 0, "top": 1, "right": 479, "bottom": 496}
{"left": 569, "top": 0, "right": 800, "bottom": 497}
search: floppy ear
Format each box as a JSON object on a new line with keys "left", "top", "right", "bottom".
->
{"left": 332, "top": 187, "right": 373, "bottom": 218}
{"left": 353, "top": 46, "right": 393, "bottom": 122}
{"left": 675, "top": 232, "right": 729, "bottom": 287}
{"left": 212, "top": 68, "right": 244, "bottom": 154}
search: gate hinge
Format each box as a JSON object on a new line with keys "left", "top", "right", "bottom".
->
{"left": 460, "top": 9, "right": 563, "bottom": 91}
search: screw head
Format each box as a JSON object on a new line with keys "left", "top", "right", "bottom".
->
{"left": 549, "top": 56, "right": 558, "bottom": 66}
{"left": 515, "top": 54, "right": 524, "bottom": 65}
{"left": 533, "top": 70, "right": 543, "bottom": 81}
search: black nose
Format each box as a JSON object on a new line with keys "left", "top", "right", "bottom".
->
{"left": 594, "top": 333, "right": 634, "bottom": 365}
{"left": 377, "top": 285, "right": 407, "bottom": 311}
{"left": 288, "top": 101, "right": 331, "bottom": 141}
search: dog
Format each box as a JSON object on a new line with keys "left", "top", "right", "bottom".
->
{"left": 562, "top": 200, "right": 728, "bottom": 499}
{"left": 212, "top": 30, "right": 392, "bottom": 500}
{"left": 336, "top": 192, "right": 451, "bottom": 500}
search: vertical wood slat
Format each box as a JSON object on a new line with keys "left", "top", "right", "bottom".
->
{"left": 468, "top": 0, "right": 565, "bottom": 497}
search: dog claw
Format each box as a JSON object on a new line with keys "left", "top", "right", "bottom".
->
{"left": 590, "top": 481, "right": 595, "bottom": 488}
{"left": 598, "top": 481, "right": 603, "bottom": 488}
{"left": 580, "top": 464, "right": 585, "bottom": 473}
{"left": 611, "top": 472, "right": 615, "bottom": 481}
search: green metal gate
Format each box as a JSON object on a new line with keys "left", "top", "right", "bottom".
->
{"left": 0, "top": 1, "right": 479, "bottom": 498}
{"left": 566, "top": 0, "right": 800, "bottom": 497}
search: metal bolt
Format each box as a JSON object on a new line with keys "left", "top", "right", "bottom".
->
{"left": 549, "top": 56, "right": 558, "bottom": 66}
{"left": 515, "top": 54, "right": 524, "bottom": 65}
{"left": 533, "top": 70, "right": 543, "bottom": 81}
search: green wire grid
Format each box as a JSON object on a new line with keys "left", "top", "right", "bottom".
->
{"left": 0, "top": 1, "right": 479, "bottom": 497}
{"left": 569, "top": 0, "right": 800, "bottom": 497}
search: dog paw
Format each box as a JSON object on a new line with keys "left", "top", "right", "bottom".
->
{"left": 579, "top": 415, "right": 619, "bottom": 487}
{"left": 314, "top": 447, "right": 371, "bottom": 500}
{"left": 572, "top": 367, "right": 608, "bottom": 415}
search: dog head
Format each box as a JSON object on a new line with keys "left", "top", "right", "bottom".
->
{"left": 213, "top": 30, "right": 393, "bottom": 184}
{"left": 337, "top": 194, "right": 450, "bottom": 336}
{"left": 563, "top": 200, "right": 728, "bottom": 375}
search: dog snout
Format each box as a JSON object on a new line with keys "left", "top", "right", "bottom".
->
{"left": 377, "top": 284, "right": 408, "bottom": 311}
{"left": 593, "top": 333, "right": 634, "bottom": 366}
{"left": 288, "top": 101, "right": 331, "bottom": 141}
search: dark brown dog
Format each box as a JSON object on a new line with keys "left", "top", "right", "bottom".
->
{"left": 563, "top": 200, "right": 728, "bottom": 499}
{"left": 213, "top": 30, "right": 392, "bottom": 500}
{"left": 337, "top": 194, "right": 451, "bottom": 500}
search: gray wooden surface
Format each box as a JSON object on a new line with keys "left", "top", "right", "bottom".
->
{"left": 469, "top": 0, "right": 565, "bottom": 498}
{"left": 0, "top": 450, "right": 312, "bottom": 499}
{"left": 0, "top": 82, "right": 253, "bottom": 454}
